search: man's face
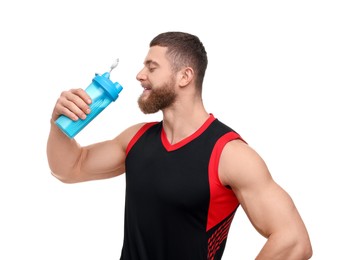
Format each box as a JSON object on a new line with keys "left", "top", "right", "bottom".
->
{"left": 136, "top": 46, "right": 177, "bottom": 114}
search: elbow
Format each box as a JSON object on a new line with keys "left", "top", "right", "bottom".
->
{"left": 270, "top": 232, "right": 313, "bottom": 259}
{"left": 291, "top": 236, "right": 313, "bottom": 259}
{"left": 50, "top": 170, "right": 80, "bottom": 184}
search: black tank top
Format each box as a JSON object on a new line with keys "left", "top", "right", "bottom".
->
{"left": 121, "top": 114, "right": 244, "bottom": 260}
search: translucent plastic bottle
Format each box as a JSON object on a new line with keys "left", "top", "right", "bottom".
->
{"left": 55, "top": 66, "right": 123, "bottom": 139}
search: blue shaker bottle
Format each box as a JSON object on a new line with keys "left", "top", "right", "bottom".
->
{"left": 55, "top": 72, "right": 123, "bottom": 138}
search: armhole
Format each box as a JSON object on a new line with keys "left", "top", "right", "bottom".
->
{"left": 126, "top": 122, "right": 159, "bottom": 155}
{"left": 207, "top": 131, "right": 245, "bottom": 231}
{"left": 210, "top": 132, "right": 246, "bottom": 187}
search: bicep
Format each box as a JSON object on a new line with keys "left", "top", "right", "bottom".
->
{"left": 80, "top": 139, "right": 126, "bottom": 181}
{"left": 78, "top": 123, "right": 145, "bottom": 182}
{"left": 238, "top": 178, "right": 302, "bottom": 238}
{"left": 219, "top": 141, "right": 305, "bottom": 238}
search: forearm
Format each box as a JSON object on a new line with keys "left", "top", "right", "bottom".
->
{"left": 46, "top": 119, "right": 83, "bottom": 182}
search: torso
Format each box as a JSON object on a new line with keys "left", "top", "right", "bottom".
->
{"left": 121, "top": 115, "right": 243, "bottom": 260}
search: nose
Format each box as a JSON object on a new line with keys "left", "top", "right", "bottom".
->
{"left": 136, "top": 67, "right": 147, "bottom": 82}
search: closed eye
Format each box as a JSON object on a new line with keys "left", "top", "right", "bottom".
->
{"left": 144, "top": 60, "right": 159, "bottom": 73}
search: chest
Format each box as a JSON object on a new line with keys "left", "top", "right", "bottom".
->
{"left": 126, "top": 135, "right": 213, "bottom": 210}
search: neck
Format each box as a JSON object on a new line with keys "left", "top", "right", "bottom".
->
{"left": 161, "top": 96, "right": 209, "bottom": 145}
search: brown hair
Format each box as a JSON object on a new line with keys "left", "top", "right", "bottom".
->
{"left": 150, "top": 31, "right": 208, "bottom": 93}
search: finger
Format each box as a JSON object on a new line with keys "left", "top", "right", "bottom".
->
{"left": 56, "top": 89, "right": 91, "bottom": 120}
{"left": 67, "top": 89, "right": 91, "bottom": 113}
{"left": 59, "top": 107, "right": 80, "bottom": 121}
{"left": 71, "top": 88, "right": 92, "bottom": 105}
{"left": 62, "top": 97, "right": 90, "bottom": 120}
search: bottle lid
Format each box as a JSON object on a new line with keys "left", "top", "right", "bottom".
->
{"left": 92, "top": 72, "right": 123, "bottom": 101}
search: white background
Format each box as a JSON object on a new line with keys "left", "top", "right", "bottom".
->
{"left": 1, "top": 0, "right": 354, "bottom": 259}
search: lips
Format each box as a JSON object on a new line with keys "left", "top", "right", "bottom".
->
{"left": 142, "top": 84, "right": 152, "bottom": 91}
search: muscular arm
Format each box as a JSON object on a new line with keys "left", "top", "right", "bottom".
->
{"left": 219, "top": 140, "right": 313, "bottom": 259}
{"left": 46, "top": 88, "right": 144, "bottom": 183}
{"left": 47, "top": 119, "right": 144, "bottom": 183}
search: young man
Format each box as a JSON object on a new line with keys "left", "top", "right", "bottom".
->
{"left": 47, "top": 31, "right": 312, "bottom": 260}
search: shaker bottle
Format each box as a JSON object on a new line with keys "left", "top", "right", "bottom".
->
{"left": 55, "top": 59, "right": 123, "bottom": 138}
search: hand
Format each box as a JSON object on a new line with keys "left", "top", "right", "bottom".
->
{"left": 52, "top": 88, "right": 92, "bottom": 121}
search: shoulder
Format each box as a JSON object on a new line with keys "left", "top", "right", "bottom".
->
{"left": 113, "top": 122, "right": 160, "bottom": 153}
{"left": 218, "top": 139, "right": 272, "bottom": 189}
{"left": 211, "top": 118, "right": 246, "bottom": 143}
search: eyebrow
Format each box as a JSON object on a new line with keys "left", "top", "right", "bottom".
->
{"left": 144, "top": 60, "right": 159, "bottom": 67}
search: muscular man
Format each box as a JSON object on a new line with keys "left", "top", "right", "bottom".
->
{"left": 47, "top": 31, "right": 312, "bottom": 260}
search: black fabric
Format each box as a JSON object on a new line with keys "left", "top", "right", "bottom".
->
{"left": 120, "top": 119, "right": 237, "bottom": 260}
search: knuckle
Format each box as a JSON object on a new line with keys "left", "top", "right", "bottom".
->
{"left": 60, "top": 90, "right": 68, "bottom": 97}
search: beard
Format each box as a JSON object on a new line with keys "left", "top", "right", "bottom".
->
{"left": 138, "top": 78, "right": 177, "bottom": 114}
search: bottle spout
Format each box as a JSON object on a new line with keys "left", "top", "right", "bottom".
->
{"left": 102, "top": 72, "right": 110, "bottom": 79}
{"left": 109, "top": 58, "right": 119, "bottom": 73}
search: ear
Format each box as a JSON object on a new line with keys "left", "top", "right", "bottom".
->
{"left": 179, "top": 67, "right": 194, "bottom": 88}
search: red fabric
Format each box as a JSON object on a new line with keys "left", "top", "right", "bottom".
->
{"left": 207, "top": 131, "right": 243, "bottom": 231}
{"left": 161, "top": 114, "right": 215, "bottom": 152}
{"left": 126, "top": 122, "right": 159, "bottom": 155}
